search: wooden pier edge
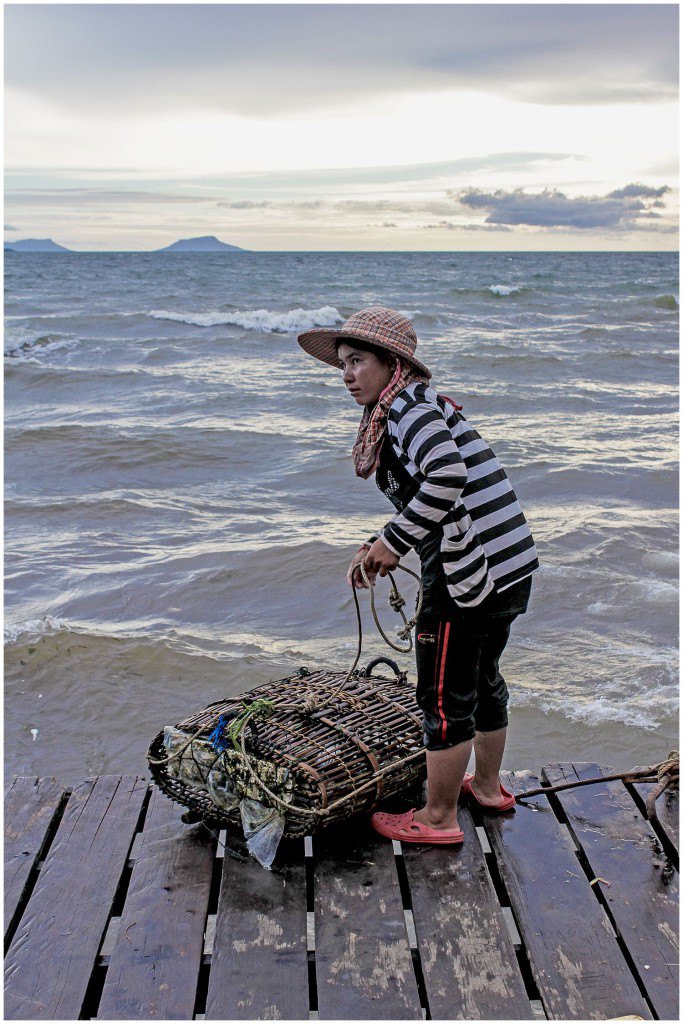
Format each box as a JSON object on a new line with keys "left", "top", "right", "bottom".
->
{"left": 4, "top": 764, "right": 678, "bottom": 1021}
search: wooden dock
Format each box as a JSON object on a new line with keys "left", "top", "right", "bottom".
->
{"left": 5, "top": 763, "right": 678, "bottom": 1020}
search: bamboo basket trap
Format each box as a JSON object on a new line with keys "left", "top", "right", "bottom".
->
{"left": 147, "top": 658, "right": 427, "bottom": 838}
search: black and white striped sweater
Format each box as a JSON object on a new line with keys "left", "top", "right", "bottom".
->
{"left": 367, "top": 382, "right": 538, "bottom": 608}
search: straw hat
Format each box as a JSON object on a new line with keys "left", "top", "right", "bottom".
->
{"left": 297, "top": 306, "right": 431, "bottom": 378}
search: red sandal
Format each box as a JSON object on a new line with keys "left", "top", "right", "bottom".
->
{"left": 371, "top": 809, "right": 464, "bottom": 845}
{"left": 460, "top": 772, "right": 516, "bottom": 813}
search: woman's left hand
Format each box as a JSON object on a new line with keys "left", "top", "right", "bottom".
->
{"left": 364, "top": 537, "right": 400, "bottom": 578}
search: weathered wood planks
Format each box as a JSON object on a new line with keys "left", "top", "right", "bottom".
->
{"left": 97, "top": 786, "right": 216, "bottom": 1020}
{"left": 543, "top": 762, "right": 679, "bottom": 1021}
{"left": 204, "top": 837, "right": 308, "bottom": 1020}
{"left": 402, "top": 807, "right": 532, "bottom": 1020}
{"left": 314, "top": 821, "right": 422, "bottom": 1020}
{"left": 4, "top": 777, "right": 66, "bottom": 941}
{"left": 4, "top": 766, "right": 678, "bottom": 1021}
{"left": 482, "top": 770, "right": 652, "bottom": 1020}
{"left": 4, "top": 775, "right": 147, "bottom": 1020}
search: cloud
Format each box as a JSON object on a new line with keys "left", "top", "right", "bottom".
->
{"left": 5, "top": 152, "right": 579, "bottom": 194}
{"left": 3, "top": 187, "right": 494, "bottom": 222}
{"left": 4, "top": 224, "right": 18, "bottom": 231}
{"left": 422, "top": 220, "right": 512, "bottom": 232}
{"left": 5, "top": 188, "right": 218, "bottom": 207}
{"left": 5, "top": 5, "right": 677, "bottom": 117}
{"left": 607, "top": 182, "right": 671, "bottom": 199}
{"left": 216, "top": 200, "right": 273, "bottom": 210}
{"left": 451, "top": 185, "right": 674, "bottom": 230}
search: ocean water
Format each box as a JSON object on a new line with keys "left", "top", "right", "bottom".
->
{"left": 4, "top": 250, "right": 679, "bottom": 783}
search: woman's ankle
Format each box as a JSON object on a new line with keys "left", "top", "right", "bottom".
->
{"left": 419, "top": 804, "right": 458, "bottom": 827}
{"left": 470, "top": 771, "right": 502, "bottom": 794}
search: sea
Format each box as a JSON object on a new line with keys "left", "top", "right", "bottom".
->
{"left": 4, "top": 250, "right": 679, "bottom": 783}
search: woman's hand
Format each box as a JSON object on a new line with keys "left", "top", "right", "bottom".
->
{"left": 348, "top": 538, "right": 400, "bottom": 588}
{"left": 347, "top": 546, "right": 375, "bottom": 589}
{"left": 364, "top": 537, "right": 400, "bottom": 580}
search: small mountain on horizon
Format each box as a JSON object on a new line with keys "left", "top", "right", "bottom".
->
{"left": 155, "top": 235, "right": 246, "bottom": 253}
{"left": 5, "top": 238, "right": 73, "bottom": 252}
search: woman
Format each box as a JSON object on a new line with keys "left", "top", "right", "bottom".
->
{"left": 298, "top": 306, "right": 538, "bottom": 845}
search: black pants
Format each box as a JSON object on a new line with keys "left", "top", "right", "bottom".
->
{"left": 414, "top": 576, "right": 531, "bottom": 751}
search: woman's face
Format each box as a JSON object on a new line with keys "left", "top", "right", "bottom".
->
{"left": 337, "top": 343, "right": 395, "bottom": 407}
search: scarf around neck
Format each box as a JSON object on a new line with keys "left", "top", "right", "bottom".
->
{"left": 352, "top": 359, "right": 430, "bottom": 479}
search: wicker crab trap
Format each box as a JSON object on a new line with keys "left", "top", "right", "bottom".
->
{"left": 147, "top": 658, "right": 426, "bottom": 850}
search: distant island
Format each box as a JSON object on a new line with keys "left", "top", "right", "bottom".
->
{"left": 3, "top": 234, "right": 247, "bottom": 253}
{"left": 5, "top": 238, "right": 73, "bottom": 252}
{"left": 155, "top": 235, "right": 246, "bottom": 253}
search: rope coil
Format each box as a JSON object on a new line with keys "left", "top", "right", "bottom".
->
{"left": 342, "top": 556, "right": 423, "bottom": 683}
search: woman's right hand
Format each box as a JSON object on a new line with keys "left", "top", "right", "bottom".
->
{"left": 347, "top": 547, "right": 377, "bottom": 589}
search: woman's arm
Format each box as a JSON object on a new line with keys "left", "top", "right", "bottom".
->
{"left": 380, "top": 398, "right": 467, "bottom": 557}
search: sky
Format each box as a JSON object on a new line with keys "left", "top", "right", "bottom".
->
{"left": 4, "top": 3, "right": 679, "bottom": 251}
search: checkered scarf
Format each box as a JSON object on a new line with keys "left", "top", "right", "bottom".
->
{"left": 352, "top": 360, "right": 430, "bottom": 479}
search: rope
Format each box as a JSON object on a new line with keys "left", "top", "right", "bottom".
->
{"left": 341, "top": 557, "right": 422, "bottom": 682}
{"left": 657, "top": 750, "right": 679, "bottom": 785}
{"left": 646, "top": 750, "right": 679, "bottom": 822}
{"left": 225, "top": 700, "right": 275, "bottom": 750}
{"left": 356, "top": 558, "right": 423, "bottom": 654}
{"left": 515, "top": 752, "right": 680, "bottom": 813}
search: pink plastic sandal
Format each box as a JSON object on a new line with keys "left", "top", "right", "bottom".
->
{"left": 371, "top": 808, "right": 464, "bottom": 844}
{"left": 460, "top": 772, "right": 516, "bottom": 813}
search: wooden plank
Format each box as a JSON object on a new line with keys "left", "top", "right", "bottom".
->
{"left": 314, "top": 819, "right": 422, "bottom": 1020}
{"left": 5, "top": 777, "right": 66, "bottom": 939}
{"left": 544, "top": 762, "right": 679, "bottom": 1022}
{"left": 631, "top": 779, "right": 679, "bottom": 860}
{"left": 4, "top": 775, "right": 147, "bottom": 1020}
{"left": 205, "top": 838, "right": 308, "bottom": 1020}
{"left": 402, "top": 807, "right": 532, "bottom": 1020}
{"left": 482, "top": 770, "right": 652, "bottom": 1021}
{"left": 97, "top": 786, "right": 215, "bottom": 1020}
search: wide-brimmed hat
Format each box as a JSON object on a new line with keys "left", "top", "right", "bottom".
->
{"left": 297, "top": 306, "right": 431, "bottom": 378}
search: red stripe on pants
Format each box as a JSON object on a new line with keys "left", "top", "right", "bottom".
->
{"left": 436, "top": 621, "right": 451, "bottom": 743}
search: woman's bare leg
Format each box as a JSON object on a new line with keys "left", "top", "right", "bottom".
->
{"left": 471, "top": 726, "right": 507, "bottom": 803}
{"left": 413, "top": 739, "right": 473, "bottom": 829}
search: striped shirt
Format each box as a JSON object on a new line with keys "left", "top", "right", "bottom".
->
{"left": 367, "top": 382, "right": 538, "bottom": 608}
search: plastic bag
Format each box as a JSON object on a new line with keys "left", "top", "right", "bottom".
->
{"left": 240, "top": 798, "right": 285, "bottom": 869}
{"left": 206, "top": 767, "right": 240, "bottom": 813}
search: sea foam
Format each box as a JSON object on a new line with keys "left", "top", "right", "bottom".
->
{"left": 4, "top": 615, "right": 71, "bottom": 646}
{"left": 4, "top": 324, "right": 77, "bottom": 360}
{"left": 511, "top": 684, "right": 676, "bottom": 731}
{"left": 148, "top": 305, "right": 343, "bottom": 333}
{"left": 489, "top": 284, "right": 523, "bottom": 296}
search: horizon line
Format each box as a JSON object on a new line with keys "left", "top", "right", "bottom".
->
{"left": 5, "top": 247, "right": 678, "bottom": 255}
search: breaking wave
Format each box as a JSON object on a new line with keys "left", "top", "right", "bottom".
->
{"left": 4, "top": 325, "right": 78, "bottom": 360}
{"left": 450, "top": 284, "right": 530, "bottom": 298}
{"left": 489, "top": 284, "right": 525, "bottom": 296}
{"left": 148, "top": 305, "right": 343, "bottom": 333}
{"left": 4, "top": 615, "right": 72, "bottom": 646}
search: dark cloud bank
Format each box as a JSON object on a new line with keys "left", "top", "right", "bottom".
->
{"left": 452, "top": 183, "right": 673, "bottom": 230}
